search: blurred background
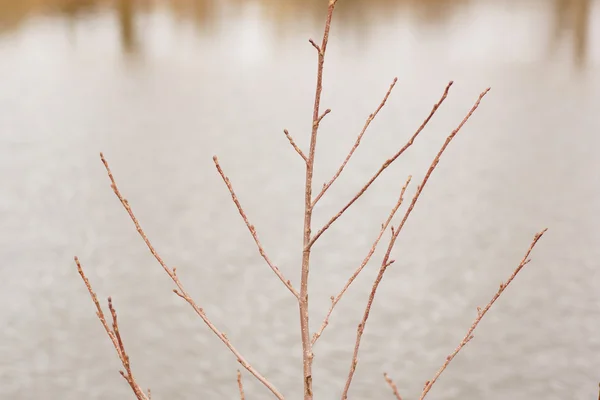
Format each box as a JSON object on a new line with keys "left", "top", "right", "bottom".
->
{"left": 0, "top": 0, "right": 599, "bottom": 399}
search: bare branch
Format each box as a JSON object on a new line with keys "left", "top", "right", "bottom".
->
{"left": 419, "top": 229, "right": 547, "bottom": 399}
{"left": 107, "top": 297, "right": 148, "bottom": 399}
{"left": 315, "top": 108, "right": 331, "bottom": 128}
{"left": 308, "top": 81, "right": 454, "bottom": 249}
{"left": 308, "top": 38, "right": 321, "bottom": 54}
{"left": 213, "top": 156, "right": 300, "bottom": 299}
{"left": 108, "top": 298, "right": 129, "bottom": 372}
{"left": 341, "top": 88, "right": 490, "bottom": 400}
{"left": 75, "top": 257, "right": 149, "bottom": 400}
{"left": 284, "top": 129, "right": 308, "bottom": 163}
{"left": 312, "top": 175, "right": 411, "bottom": 345}
{"left": 299, "top": 2, "right": 339, "bottom": 398}
{"left": 237, "top": 370, "right": 245, "bottom": 400}
{"left": 99, "top": 154, "right": 285, "bottom": 400}
{"left": 312, "top": 77, "right": 398, "bottom": 207}
{"left": 383, "top": 373, "right": 403, "bottom": 400}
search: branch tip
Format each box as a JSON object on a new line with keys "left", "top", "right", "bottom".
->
{"left": 214, "top": 158, "right": 299, "bottom": 299}
{"left": 99, "top": 154, "right": 285, "bottom": 399}
{"left": 310, "top": 80, "right": 454, "bottom": 245}
{"left": 283, "top": 129, "right": 308, "bottom": 163}
{"left": 309, "top": 38, "right": 320, "bottom": 52}
{"left": 343, "top": 89, "right": 490, "bottom": 398}
{"left": 419, "top": 228, "right": 547, "bottom": 400}
{"left": 383, "top": 372, "right": 403, "bottom": 400}
{"left": 311, "top": 76, "right": 400, "bottom": 209}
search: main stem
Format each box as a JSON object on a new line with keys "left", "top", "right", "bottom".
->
{"left": 300, "top": 3, "right": 336, "bottom": 399}
{"left": 300, "top": 180, "right": 314, "bottom": 400}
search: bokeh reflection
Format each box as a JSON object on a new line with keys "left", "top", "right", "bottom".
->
{"left": 0, "top": 0, "right": 594, "bottom": 66}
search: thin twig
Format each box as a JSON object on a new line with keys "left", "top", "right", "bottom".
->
{"left": 341, "top": 88, "right": 490, "bottom": 400}
{"left": 300, "top": 2, "right": 338, "bottom": 398}
{"left": 312, "top": 77, "right": 398, "bottom": 207}
{"left": 419, "top": 229, "right": 547, "bottom": 399}
{"left": 109, "top": 298, "right": 131, "bottom": 377}
{"left": 308, "top": 81, "right": 454, "bottom": 249}
{"left": 237, "top": 370, "right": 245, "bottom": 400}
{"left": 316, "top": 109, "right": 331, "bottom": 127}
{"left": 214, "top": 156, "right": 299, "bottom": 299}
{"left": 311, "top": 175, "right": 411, "bottom": 345}
{"left": 383, "top": 373, "right": 403, "bottom": 400}
{"left": 284, "top": 129, "right": 307, "bottom": 163}
{"left": 75, "top": 257, "right": 149, "bottom": 400}
{"left": 99, "top": 154, "right": 285, "bottom": 400}
{"left": 308, "top": 38, "right": 321, "bottom": 53}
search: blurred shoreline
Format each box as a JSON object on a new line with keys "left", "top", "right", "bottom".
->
{"left": 0, "top": 0, "right": 594, "bottom": 65}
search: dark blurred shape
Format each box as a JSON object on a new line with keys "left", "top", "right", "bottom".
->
{"left": 551, "top": 0, "right": 591, "bottom": 67}
{"left": 117, "top": 0, "right": 137, "bottom": 54}
{"left": 56, "top": 0, "right": 96, "bottom": 17}
{"left": 168, "top": 0, "right": 217, "bottom": 32}
{"left": 0, "top": 0, "right": 95, "bottom": 32}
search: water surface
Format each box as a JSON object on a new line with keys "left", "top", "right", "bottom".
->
{"left": 1, "top": 1, "right": 599, "bottom": 399}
